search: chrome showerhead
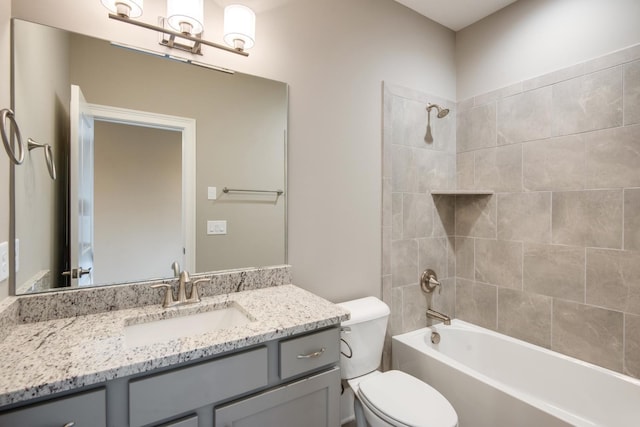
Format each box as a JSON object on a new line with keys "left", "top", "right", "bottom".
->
{"left": 427, "top": 103, "right": 449, "bottom": 118}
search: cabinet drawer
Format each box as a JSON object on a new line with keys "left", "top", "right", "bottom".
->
{"left": 0, "top": 388, "right": 106, "bottom": 427}
{"left": 279, "top": 328, "right": 340, "bottom": 380}
{"left": 129, "top": 347, "right": 268, "bottom": 427}
{"left": 160, "top": 414, "right": 198, "bottom": 427}
{"left": 215, "top": 366, "right": 341, "bottom": 427}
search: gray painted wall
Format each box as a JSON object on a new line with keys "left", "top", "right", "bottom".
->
{"left": 93, "top": 122, "right": 182, "bottom": 284}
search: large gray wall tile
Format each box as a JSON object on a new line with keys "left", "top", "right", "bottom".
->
{"left": 625, "top": 314, "right": 640, "bottom": 378}
{"left": 474, "top": 145, "right": 523, "bottom": 192}
{"left": 552, "top": 300, "right": 623, "bottom": 372}
{"left": 392, "top": 97, "right": 433, "bottom": 148}
{"left": 475, "top": 82, "right": 523, "bottom": 106}
{"left": 497, "top": 288, "right": 552, "bottom": 348}
{"left": 552, "top": 67, "right": 623, "bottom": 136}
{"left": 382, "top": 226, "right": 391, "bottom": 276}
{"left": 523, "top": 243, "right": 585, "bottom": 302}
{"left": 418, "top": 237, "right": 449, "bottom": 280}
{"left": 586, "top": 248, "right": 640, "bottom": 315}
{"left": 390, "top": 287, "right": 403, "bottom": 336}
{"left": 552, "top": 190, "right": 623, "bottom": 249}
{"left": 416, "top": 150, "right": 453, "bottom": 192}
{"left": 497, "top": 86, "right": 552, "bottom": 145}
{"left": 624, "top": 60, "right": 640, "bottom": 125}
{"left": 382, "top": 178, "right": 392, "bottom": 227}
{"left": 625, "top": 189, "right": 640, "bottom": 251}
{"left": 522, "top": 62, "right": 585, "bottom": 92}
{"left": 391, "top": 145, "right": 416, "bottom": 192}
{"left": 456, "top": 151, "right": 474, "bottom": 189}
{"left": 497, "top": 192, "right": 551, "bottom": 243}
{"left": 402, "top": 284, "right": 428, "bottom": 332}
{"left": 455, "top": 195, "right": 497, "bottom": 238}
{"left": 391, "top": 239, "right": 418, "bottom": 287}
{"left": 427, "top": 109, "right": 456, "bottom": 153}
{"left": 455, "top": 237, "right": 474, "bottom": 280}
{"left": 584, "top": 44, "right": 640, "bottom": 74}
{"left": 585, "top": 124, "right": 640, "bottom": 188}
{"left": 455, "top": 278, "right": 497, "bottom": 329}
{"left": 522, "top": 135, "right": 585, "bottom": 191}
{"left": 402, "top": 193, "right": 433, "bottom": 239}
{"left": 457, "top": 103, "right": 497, "bottom": 152}
{"left": 475, "top": 239, "right": 523, "bottom": 289}
{"left": 392, "top": 192, "right": 403, "bottom": 240}
{"left": 433, "top": 195, "right": 455, "bottom": 237}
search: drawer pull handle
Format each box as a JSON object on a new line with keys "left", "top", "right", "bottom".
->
{"left": 297, "top": 348, "right": 326, "bottom": 359}
{"left": 63, "top": 423, "right": 75, "bottom": 427}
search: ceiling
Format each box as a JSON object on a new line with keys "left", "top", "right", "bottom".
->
{"left": 394, "top": 0, "right": 519, "bottom": 31}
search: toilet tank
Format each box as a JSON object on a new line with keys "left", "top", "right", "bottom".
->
{"left": 338, "top": 297, "right": 390, "bottom": 380}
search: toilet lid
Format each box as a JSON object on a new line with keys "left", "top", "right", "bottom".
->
{"left": 357, "top": 370, "right": 457, "bottom": 427}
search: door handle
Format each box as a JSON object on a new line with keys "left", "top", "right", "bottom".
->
{"left": 62, "top": 267, "right": 92, "bottom": 278}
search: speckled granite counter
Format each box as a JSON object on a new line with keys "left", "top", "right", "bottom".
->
{"left": 0, "top": 284, "right": 350, "bottom": 408}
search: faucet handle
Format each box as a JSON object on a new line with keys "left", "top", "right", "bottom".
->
{"left": 420, "top": 269, "right": 441, "bottom": 294}
{"left": 188, "top": 279, "right": 209, "bottom": 303}
{"left": 151, "top": 283, "right": 175, "bottom": 308}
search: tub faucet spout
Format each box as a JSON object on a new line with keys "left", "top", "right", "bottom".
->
{"left": 426, "top": 308, "right": 451, "bottom": 326}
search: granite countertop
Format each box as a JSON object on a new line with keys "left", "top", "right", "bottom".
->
{"left": 0, "top": 284, "right": 350, "bottom": 408}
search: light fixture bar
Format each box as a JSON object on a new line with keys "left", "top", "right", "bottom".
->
{"left": 108, "top": 13, "right": 249, "bottom": 57}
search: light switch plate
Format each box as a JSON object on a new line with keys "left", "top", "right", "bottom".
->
{"left": 0, "top": 241, "right": 8, "bottom": 282}
{"left": 207, "top": 187, "right": 217, "bottom": 200}
{"left": 207, "top": 220, "right": 227, "bottom": 235}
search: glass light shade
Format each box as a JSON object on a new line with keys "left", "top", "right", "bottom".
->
{"left": 223, "top": 5, "right": 255, "bottom": 50}
{"left": 167, "top": 0, "right": 204, "bottom": 35}
{"left": 100, "top": 0, "right": 144, "bottom": 18}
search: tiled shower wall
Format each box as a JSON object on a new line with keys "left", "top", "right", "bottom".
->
{"left": 382, "top": 83, "right": 457, "bottom": 354}
{"left": 454, "top": 44, "right": 640, "bottom": 378}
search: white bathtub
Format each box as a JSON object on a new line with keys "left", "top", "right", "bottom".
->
{"left": 392, "top": 320, "right": 640, "bottom": 427}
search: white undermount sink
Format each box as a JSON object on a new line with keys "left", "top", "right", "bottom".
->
{"left": 124, "top": 304, "right": 253, "bottom": 348}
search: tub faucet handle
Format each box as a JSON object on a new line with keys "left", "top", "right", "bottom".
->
{"left": 421, "top": 269, "right": 441, "bottom": 294}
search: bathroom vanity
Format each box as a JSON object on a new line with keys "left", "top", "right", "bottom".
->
{"left": 0, "top": 276, "right": 349, "bottom": 427}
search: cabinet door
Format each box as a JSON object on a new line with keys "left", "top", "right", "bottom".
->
{"left": 214, "top": 367, "right": 340, "bottom": 427}
{"left": 159, "top": 414, "right": 198, "bottom": 427}
{"left": 0, "top": 388, "right": 106, "bottom": 427}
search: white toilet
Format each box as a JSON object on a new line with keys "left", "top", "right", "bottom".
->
{"left": 338, "top": 297, "right": 458, "bottom": 427}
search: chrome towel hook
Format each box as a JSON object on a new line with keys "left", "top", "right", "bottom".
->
{"left": 27, "top": 138, "right": 56, "bottom": 180}
{"left": 0, "top": 108, "right": 26, "bottom": 165}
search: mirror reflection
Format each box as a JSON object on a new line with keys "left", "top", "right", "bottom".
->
{"left": 12, "top": 19, "right": 288, "bottom": 295}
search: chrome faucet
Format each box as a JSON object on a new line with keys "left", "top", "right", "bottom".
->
{"left": 420, "top": 269, "right": 452, "bottom": 326}
{"left": 426, "top": 308, "right": 451, "bottom": 325}
{"left": 151, "top": 264, "right": 208, "bottom": 308}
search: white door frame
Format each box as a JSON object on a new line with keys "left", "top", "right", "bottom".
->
{"left": 87, "top": 103, "right": 196, "bottom": 272}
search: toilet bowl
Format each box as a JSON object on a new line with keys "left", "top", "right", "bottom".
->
{"left": 338, "top": 297, "right": 457, "bottom": 427}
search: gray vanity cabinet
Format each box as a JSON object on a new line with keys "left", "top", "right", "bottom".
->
{"left": 214, "top": 367, "right": 340, "bottom": 427}
{"left": 0, "top": 388, "right": 106, "bottom": 427}
{"left": 129, "top": 347, "right": 268, "bottom": 427}
{"left": 0, "top": 327, "right": 341, "bottom": 427}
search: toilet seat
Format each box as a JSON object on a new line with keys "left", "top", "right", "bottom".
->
{"left": 357, "top": 370, "right": 458, "bottom": 427}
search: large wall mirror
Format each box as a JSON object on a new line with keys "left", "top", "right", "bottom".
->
{"left": 11, "top": 19, "right": 288, "bottom": 295}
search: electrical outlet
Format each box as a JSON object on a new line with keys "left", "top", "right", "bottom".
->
{"left": 0, "top": 241, "right": 8, "bottom": 282}
{"left": 207, "top": 220, "right": 227, "bottom": 235}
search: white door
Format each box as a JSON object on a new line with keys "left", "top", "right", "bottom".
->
{"left": 68, "top": 85, "right": 95, "bottom": 286}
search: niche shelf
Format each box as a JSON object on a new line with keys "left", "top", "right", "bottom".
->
{"left": 430, "top": 189, "right": 494, "bottom": 196}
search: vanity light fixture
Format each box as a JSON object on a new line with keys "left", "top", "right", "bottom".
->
{"left": 100, "top": 0, "right": 253, "bottom": 57}
{"left": 166, "top": 0, "right": 204, "bottom": 36}
{"left": 100, "top": 0, "right": 144, "bottom": 18}
{"left": 223, "top": 5, "right": 255, "bottom": 51}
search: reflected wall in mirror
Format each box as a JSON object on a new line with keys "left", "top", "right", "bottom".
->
{"left": 12, "top": 19, "right": 288, "bottom": 295}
